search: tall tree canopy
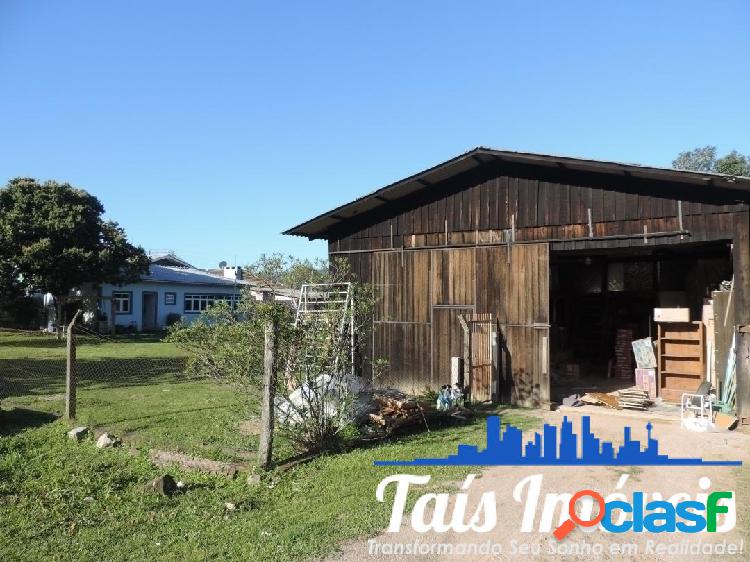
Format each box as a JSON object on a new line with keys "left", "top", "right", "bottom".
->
{"left": 246, "top": 253, "right": 328, "bottom": 289}
{"left": 0, "top": 178, "right": 149, "bottom": 301}
{"left": 673, "top": 146, "right": 750, "bottom": 176}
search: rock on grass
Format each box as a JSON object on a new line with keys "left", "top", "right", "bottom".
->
{"left": 144, "top": 475, "right": 178, "bottom": 496}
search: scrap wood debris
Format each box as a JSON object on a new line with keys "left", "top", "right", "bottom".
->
{"left": 579, "top": 387, "right": 653, "bottom": 411}
{"left": 617, "top": 388, "right": 652, "bottom": 411}
{"left": 580, "top": 392, "right": 619, "bottom": 409}
{"left": 368, "top": 394, "right": 472, "bottom": 433}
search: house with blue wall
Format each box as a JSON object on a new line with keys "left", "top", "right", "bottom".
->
{"left": 98, "top": 253, "right": 294, "bottom": 331}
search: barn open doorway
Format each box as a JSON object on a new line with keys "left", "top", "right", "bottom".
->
{"left": 549, "top": 241, "right": 732, "bottom": 403}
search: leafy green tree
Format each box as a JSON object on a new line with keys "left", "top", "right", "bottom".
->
{"left": 0, "top": 258, "right": 42, "bottom": 328}
{"left": 166, "top": 296, "right": 294, "bottom": 398}
{"left": 673, "top": 146, "right": 750, "bottom": 176}
{"left": 246, "top": 252, "right": 328, "bottom": 289}
{"left": 0, "top": 178, "right": 149, "bottom": 322}
{"left": 715, "top": 150, "right": 750, "bottom": 176}
{"left": 672, "top": 146, "right": 718, "bottom": 172}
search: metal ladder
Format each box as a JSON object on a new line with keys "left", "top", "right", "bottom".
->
{"left": 294, "top": 283, "right": 355, "bottom": 376}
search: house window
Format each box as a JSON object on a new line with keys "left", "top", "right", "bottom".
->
{"left": 165, "top": 292, "right": 177, "bottom": 306}
{"left": 112, "top": 292, "right": 132, "bottom": 314}
{"left": 183, "top": 293, "right": 240, "bottom": 313}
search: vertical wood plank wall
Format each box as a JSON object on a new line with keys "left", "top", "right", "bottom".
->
{"left": 467, "top": 313, "right": 495, "bottom": 402}
{"left": 327, "top": 164, "right": 750, "bottom": 410}
{"left": 432, "top": 307, "right": 473, "bottom": 387}
{"left": 330, "top": 164, "right": 747, "bottom": 255}
{"left": 734, "top": 211, "right": 750, "bottom": 419}
{"left": 350, "top": 243, "right": 550, "bottom": 406}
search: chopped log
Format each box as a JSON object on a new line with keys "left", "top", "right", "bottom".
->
{"left": 369, "top": 413, "right": 386, "bottom": 426}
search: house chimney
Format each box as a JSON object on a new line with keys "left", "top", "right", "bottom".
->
{"left": 223, "top": 266, "right": 243, "bottom": 280}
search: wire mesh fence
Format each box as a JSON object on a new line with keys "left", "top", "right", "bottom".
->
{"left": 0, "top": 326, "right": 255, "bottom": 462}
{"left": 0, "top": 325, "right": 187, "bottom": 410}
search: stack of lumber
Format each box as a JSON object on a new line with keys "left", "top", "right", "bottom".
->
{"left": 613, "top": 328, "right": 636, "bottom": 380}
{"left": 617, "top": 387, "right": 652, "bottom": 411}
{"left": 579, "top": 388, "right": 653, "bottom": 412}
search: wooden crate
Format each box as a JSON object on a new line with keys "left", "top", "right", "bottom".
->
{"left": 657, "top": 321, "right": 705, "bottom": 402}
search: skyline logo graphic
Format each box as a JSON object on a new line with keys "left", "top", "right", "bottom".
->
{"left": 374, "top": 416, "right": 742, "bottom": 467}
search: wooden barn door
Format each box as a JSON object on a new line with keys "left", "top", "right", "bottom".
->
{"left": 462, "top": 313, "right": 497, "bottom": 402}
{"left": 477, "top": 243, "right": 550, "bottom": 407}
{"left": 431, "top": 306, "right": 473, "bottom": 387}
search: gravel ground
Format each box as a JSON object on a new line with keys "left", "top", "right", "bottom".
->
{"left": 325, "top": 409, "right": 749, "bottom": 562}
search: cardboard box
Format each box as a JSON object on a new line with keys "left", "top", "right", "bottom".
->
{"left": 654, "top": 307, "right": 690, "bottom": 323}
{"left": 635, "top": 368, "right": 657, "bottom": 398}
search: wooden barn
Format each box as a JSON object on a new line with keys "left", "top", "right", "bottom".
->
{"left": 285, "top": 148, "right": 750, "bottom": 419}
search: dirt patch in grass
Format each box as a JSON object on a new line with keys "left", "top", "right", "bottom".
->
{"left": 239, "top": 419, "right": 262, "bottom": 435}
{"left": 0, "top": 406, "right": 539, "bottom": 562}
{"left": 330, "top": 410, "right": 750, "bottom": 562}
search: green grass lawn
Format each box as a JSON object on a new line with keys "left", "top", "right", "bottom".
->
{"left": 1, "top": 329, "right": 540, "bottom": 561}
{"left": 0, "top": 407, "right": 537, "bottom": 562}
{"left": 0, "top": 330, "right": 257, "bottom": 462}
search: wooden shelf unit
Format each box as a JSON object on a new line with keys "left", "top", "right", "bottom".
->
{"left": 657, "top": 321, "right": 705, "bottom": 403}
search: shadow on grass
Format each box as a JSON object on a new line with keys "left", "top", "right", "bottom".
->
{"left": 0, "top": 337, "right": 68, "bottom": 350}
{"left": 0, "top": 357, "right": 188, "bottom": 397}
{"left": 0, "top": 331, "right": 168, "bottom": 350}
{"left": 0, "top": 407, "right": 59, "bottom": 436}
{"left": 0, "top": 333, "right": 122, "bottom": 349}
{"left": 272, "top": 405, "right": 528, "bottom": 468}
{"left": 99, "top": 404, "right": 231, "bottom": 426}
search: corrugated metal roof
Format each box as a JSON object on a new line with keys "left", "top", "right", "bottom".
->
{"left": 144, "top": 265, "right": 251, "bottom": 287}
{"left": 283, "top": 147, "right": 750, "bottom": 240}
{"left": 148, "top": 251, "right": 194, "bottom": 268}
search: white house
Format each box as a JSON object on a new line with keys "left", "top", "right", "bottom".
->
{"left": 98, "top": 253, "right": 296, "bottom": 331}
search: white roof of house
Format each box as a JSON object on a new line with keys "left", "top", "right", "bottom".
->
{"left": 148, "top": 251, "right": 195, "bottom": 268}
{"left": 144, "top": 265, "right": 252, "bottom": 287}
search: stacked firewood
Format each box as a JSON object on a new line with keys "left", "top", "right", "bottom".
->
{"left": 369, "top": 391, "right": 473, "bottom": 434}
{"left": 368, "top": 395, "right": 434, "bottom": 432}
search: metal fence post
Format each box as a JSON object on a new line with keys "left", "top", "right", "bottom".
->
{"left": 65, "top": 310, "right": 82, "bottom": 421}
{"left": 258, "top": 318, "right": 277, "bottom": 470}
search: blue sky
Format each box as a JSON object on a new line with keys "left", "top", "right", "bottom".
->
{"left": 1, "top": 1, "right": 748, "bottom": 268}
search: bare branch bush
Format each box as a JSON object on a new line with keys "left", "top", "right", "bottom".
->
{"left": 278, "top": 266, "right": 375, "bottom": 452}
{"left": 167, "top": 257, "right": 380, "bottom": 453}
{"left": 166, "top": 291, "right": 294, "bottom": 412}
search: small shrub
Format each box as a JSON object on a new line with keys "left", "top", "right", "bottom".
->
{"left": 165, "top": 312, "right": 182, "bottom": 327}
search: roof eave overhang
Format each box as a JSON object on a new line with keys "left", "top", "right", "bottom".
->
{"left": 283, "top": 147, "right": 750, "bottom": 240}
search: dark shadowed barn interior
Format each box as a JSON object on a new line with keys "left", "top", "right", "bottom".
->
{"left": 285, "top": 148, "right": 750, "bottom": 419}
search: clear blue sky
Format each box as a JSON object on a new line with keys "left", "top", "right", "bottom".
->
{"left": 1, "top": 2, "right": 748, "bottom": 269}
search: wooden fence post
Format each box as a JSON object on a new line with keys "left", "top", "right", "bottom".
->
{"left": 258, "top": 318, "right": 277, "bottom": 470}
{"left": 458, "top": 315, "right": 471, "bottom": 397}
{"left": 65, "top": 310, "right": 82, "bottom": 421}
